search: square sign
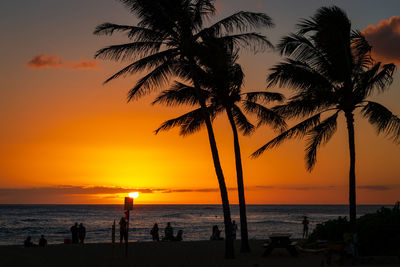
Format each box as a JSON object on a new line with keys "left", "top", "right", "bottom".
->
{"left": 124, "top": 197, "right": 134, "bottom": 210}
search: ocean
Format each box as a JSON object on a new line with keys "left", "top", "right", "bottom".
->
{"left": 0, "top": 204, "right": 385, "bottom": 245}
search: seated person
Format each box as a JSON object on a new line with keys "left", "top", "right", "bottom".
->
{"left": 210, "top": 225, "right": 223, "bottom": 240}
{"left": 174, "top": 230, "right": 183, "bottom": 241}
{"left": 24, "top": 236, "right": 34, "bottom": 247}
{"left": 162, "top": 222, "right": 174, "bottom": 241}
{"left": 39, "top": 235, "right": 47, "bottom": 247}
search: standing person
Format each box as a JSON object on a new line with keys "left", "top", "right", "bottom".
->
{"left": 119, "top": 217, "right": 127, "bottom": 245}
{"left": 78, "top": 223, "right": 86, "bottom": 244}
{"left": 232, "top": 220, "right": 238, "bottom": 240}
{"left": 70, "top": 223, "right": 79, "bottom": 244}
{"left": 302, "top": 216, "right": 310, "bottom": 239}
{"left": 163, "top": 222, "right": 173, "bottom": 241}
{"left": 150, "top": 223, "right": 159, "bottom": 242}
{"left": 38, "top": 235, "right": 47, "bottom": 247}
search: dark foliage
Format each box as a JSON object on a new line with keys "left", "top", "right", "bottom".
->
{"left": 309, "top": 205, "right": 400, "bottom": 255}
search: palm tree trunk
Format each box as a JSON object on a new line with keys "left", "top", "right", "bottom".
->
{"left": 226, "top": 107, "right": 250, "bottom": 253}
{"left": 345, "top": 111, "right": 356, "bottom": 231}
{"left": 202, "top": 104, "right": 234, "bottom": 259}
{"left": 189, "top": 60, "right": 234, "bottom": 259}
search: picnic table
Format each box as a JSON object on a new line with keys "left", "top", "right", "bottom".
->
{"left": 262, "top": 233, "right": 298, "bottom": 257}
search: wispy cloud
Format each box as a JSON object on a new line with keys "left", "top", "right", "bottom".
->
{"left": 362, "top": 16, "right": 400, "bottom": 65}
{"left": 1, "top": 184, "right": 395, "bottom": 198}
{"left": 26, "top": 54, "right": 98, "bottom": 70}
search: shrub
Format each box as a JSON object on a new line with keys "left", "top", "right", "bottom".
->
{"left": 308, "top": 204, "right": 400, "bottom": 255}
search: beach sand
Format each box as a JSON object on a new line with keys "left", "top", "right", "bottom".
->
{"left": 0, "top": 240, "right": 396, "bottom": 267}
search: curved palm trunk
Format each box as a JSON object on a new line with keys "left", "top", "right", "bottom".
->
{"left": 345, "top": 111, "right": 356, "bottom": 231}
{"left": 226, "top": 107, "right": 250, "bottom": 253}
{"left": 189, "top": 61, "right": 234, "bottom": 259}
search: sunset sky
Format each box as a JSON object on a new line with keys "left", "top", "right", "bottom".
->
{"left": 1, "top": 0, "right": 399, "bottom": 204}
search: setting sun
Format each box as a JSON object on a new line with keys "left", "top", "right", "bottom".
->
{"left": 128, "top": 192, "right": 139, "bottom": 199}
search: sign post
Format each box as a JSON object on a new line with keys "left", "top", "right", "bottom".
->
{"left": 124, "top": 197, "right": 133, "bottom": 257}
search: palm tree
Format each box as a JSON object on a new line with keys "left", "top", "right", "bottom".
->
{"left": 153, "top": 38, "right": 285, "bottom": 252}
{"left": 252, "top": 6, "right": 399, "bottom": 230}
{"left": 94, "top": 0, "right": 273, "bottom": 257}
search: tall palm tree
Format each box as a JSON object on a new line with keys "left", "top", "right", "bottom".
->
{"left": 153, "top": 38, "right": 285, "bottom": 252}
{"left": 94, "top": 0, "right": 273, "bottom": 257}
{"left": 252, "top": 6, "right": 399, "bottom": 230}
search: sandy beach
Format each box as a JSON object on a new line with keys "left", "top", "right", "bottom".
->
{"left": 1, "top": 240, "right": 399, "bottom": 267}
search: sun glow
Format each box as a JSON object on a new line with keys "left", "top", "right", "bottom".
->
{"left": 128, "top": 192, "right": 139, "bottom": 199}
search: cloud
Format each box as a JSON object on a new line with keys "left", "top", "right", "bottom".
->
{"left": 26, "top": 54, "right": 98, "bottom": 70}
{"left": 358, "top": 185, "right": 393, "bottom": 191}
{"left": 362, "top": 16, "right": 400, "bottom": 65}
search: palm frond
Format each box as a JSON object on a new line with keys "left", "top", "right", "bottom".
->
{"left": 154, "top": 106, "right": 219, "bottom": 136}
{"left": 244, "top": 91, "right": 285, "bottom": 103}
{"left": 152, "top": 81, "right": 210, "bottom": 106}
{"left": 93, "top": 23, "right": 163, "bottom": 41}
{"left": 357, "top": 63, "right": 396, "bottom": 97}
{"left": 251, "top": 112, "right": 322, "bottom": 158}
{"left": 127, "top": 59, "right": 178, "bottom": 101}
{"left": 305, "top": 111, "right": 339, "bottom": 171}
{"left": 192, "top": 0, "right": 216, "bottom": 30}
{"left": 214, "top": 33, "right": 273, "bottom": 53}
{"left": 231, "top": 105, "right": 255, "bottom": 136}
{"left": 361, "top": 101, "right": 400, "bottom": 143}
{"left": 205, "top": 11, "right": 274, "bottom": 36}
{"left": 244, "top": 101, "right": 287, "bottom": 131}
{"left": 102, "top": 48, "right": 178, "bottom": 84}
{"left": 267, "top": 59, "right": 334, "bottom": 93}
{"left": 94, "top": 41, "right": 163, "bottom": 62}
{"left": 273, "top": 95, "right": 335, "bottom": 119}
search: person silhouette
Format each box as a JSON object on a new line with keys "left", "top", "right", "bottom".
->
{"left": 163, "top": 222, "right": 173, "bottom": 241}
{"left": 302, "top": 216, "right": 310, "bottom": 238}
{"left": 119, "top": 217, "right": 128, "bottom": 245}
{"left": 210, "top": 225, "right": 223, "bottom": 240}
{"left": 150, "top": 223, "right": 159, "bottom": 241}
{"left": 70, "top": 223, "right": 79, "bottom": 244}
{"left": 232, "top": 220, "right": 238, "bottom": 240}
{"left": 78, "top": 223, "right": 86, "bottom": 244}
{"left": 38, "top": 235, "right": 47, "bottom": 247}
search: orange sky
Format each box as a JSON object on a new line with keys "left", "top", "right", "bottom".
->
{"left": 0, "top": 0, "right": 399, "bottom": 204}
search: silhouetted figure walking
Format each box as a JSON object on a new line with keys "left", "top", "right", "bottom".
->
{"left": 119, "top": 217, "right": 128, "bottom": 245}
{"left": 150, "top": 223, "right": 159, "bottom": 241}
{"left": 70, "top": 223, "right": 79, "bottom": 244}
{"left": 232, "top": 220, "right": 238, "bottom": 240}
{"left": 163, "top": 222, "right": 173, "bottom": 241}
{"left": 78, "top": 223, "right": 86, "bottom": 244}
{"left": 302, "top": 216, "right": 309, "bottom": 239}
{"left": 39, "top": 235, "right": 47, "bottom": 247}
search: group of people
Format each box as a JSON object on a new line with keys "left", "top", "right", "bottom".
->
{"left": 24, "top": 235, "right": 47, "bottom": 247}
{"left": 149, "top": 222, "right": 183, "bottom": 242}
{"left": 70, "top": 222, "right": 86, "bottom": 244}
{"left": 210, "top": 220, "right": 238, "bottom": 241}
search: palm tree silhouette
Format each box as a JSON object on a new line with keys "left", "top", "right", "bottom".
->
{"left": 252, "top": 6, "right": 399, "bottom": 230}
{"left": 153, "top": 37, "right": 284, "bottom": 252}
{"left": 94, "top": 0, "right": 273, "bottom": 257}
